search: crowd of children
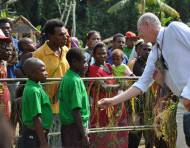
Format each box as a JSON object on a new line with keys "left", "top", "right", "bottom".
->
{"left": 0, "top": 16, "right": 161, "bottom": 148}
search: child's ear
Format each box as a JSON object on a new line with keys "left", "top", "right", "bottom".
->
{"left": 71, "top": 59, "right": 78, "bottom": 65}
{"left": 30, "top": 70, "right": 35, "bottom": 76}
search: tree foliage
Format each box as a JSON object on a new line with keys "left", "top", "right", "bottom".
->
{"left": 3, "top": 0, "right": 190, "bottom": 43}
{"left": 166, "top": 0, "right": 190, "bottom": 23}
{"left": 76, "top": 0, "right": 139, "bottom": 42}
{"left": 108, "top": 0, "right": 180, "bottom": 19}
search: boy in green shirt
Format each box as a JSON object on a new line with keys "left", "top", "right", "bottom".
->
{"left": 59, "top": 48, "right": 90, "bottom": 148}
{"left": 21, "top": 57, "right": 53, "bottom": 148}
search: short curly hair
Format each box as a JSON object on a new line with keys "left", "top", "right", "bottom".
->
{"left": 66, "top": 48, "right": 84, "bottom": 65}
{"left": 0, "top": 18, "right": 12, "bottom": 26}
{"left": 43, "top": 19, "right": 64, "bottom": 35}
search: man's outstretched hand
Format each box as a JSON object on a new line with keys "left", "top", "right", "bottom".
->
{"left": 97, "top": 98, "right": 114, "bottom": 109}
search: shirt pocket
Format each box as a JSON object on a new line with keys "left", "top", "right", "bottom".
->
{"left": 40, "top": 90, "right": 51, "bottom": 105}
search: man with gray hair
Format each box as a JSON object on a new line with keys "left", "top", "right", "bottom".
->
{"left": 98, "top": 12, "right": 190, "bottom": 147}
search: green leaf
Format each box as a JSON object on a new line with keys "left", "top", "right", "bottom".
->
{"left": 146, "top": 0, "right": 158, "bottom": 5}
{"left": 161, "top": 17, "right": 172, "bottom": 26}
{"left": 35, "top": 25, "right": 41, "bottom": 31}
{"left": 107, "top": 0, "right": 129, "bottom": 14}
{"left": 159, "top": 1, "right": 180, "bottom": 18}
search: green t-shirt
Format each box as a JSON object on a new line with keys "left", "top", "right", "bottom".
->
{"left": 59, "top": 69, "right": 90, "bottom": 128}
{"left": 112, "top": 64, "right": 128, "bottom": 76}
{"left": 22, "top": 80, "right": 53, "bottom": 129}
{"left": 123, "top": 46, "right": 133, "bottom": 58}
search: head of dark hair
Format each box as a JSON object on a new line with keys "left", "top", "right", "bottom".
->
{"left": 0, "top": 18, "right": 12, "bottom": 26}
{"left": 66, "top": 48, "right": 84, "bottom": 65}
{"left": 87, "top": 30, "right": 100, "bottom": 40}
{"left": 112, "top": 33, "right": 124, "bottom": 42}
{"left": 93, "top": 42, "right": 106, "bottom": 54}
{"left": 43, "top": 19, "right": 64, "bottom": 35}
{"left": 18, "top": 38, "right": 32, "bottom": 52}
{"left": 22, "top": 57, "right": 45, "bottom": 77}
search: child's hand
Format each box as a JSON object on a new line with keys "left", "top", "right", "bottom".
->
{"left": 82, "top": 135, "right": 90, "bottom": 148}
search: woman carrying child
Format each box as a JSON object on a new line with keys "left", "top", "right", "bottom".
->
{"left": 87, "top": 42, "right": 128, "bottom": 148}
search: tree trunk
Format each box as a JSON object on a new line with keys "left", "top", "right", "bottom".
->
{"left": 141, "top": 0, "right": 146, "bottom": 14}
{"left": 64, "top": 1, "right": 72, "bottom": 27}
{"left": 72, "top": 0, "right": 76, "bottom": 37}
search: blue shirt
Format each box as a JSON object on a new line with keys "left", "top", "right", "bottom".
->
{"left": 7, "top": 37, "right": 19, "bottom": 78}
{"left": 12, "top": 37, "right": 19, "bottom": 51}
{"left": 84, "top": 48, "right": 95, "bottom": 65}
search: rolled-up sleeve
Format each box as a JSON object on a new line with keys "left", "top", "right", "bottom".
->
{"left": 133, "top": 46, "right": 157, "bottom": 92}
{"left": 181, "top": 78, "right": 190, "bottom": 100}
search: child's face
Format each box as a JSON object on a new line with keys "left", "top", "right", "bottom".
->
{"left": 24, "top": 40, "right": 36, "bottom": 53}
{"left": 75, "top": 55, "right": 87, "bottom": 74}
{"left": 32, "top": 64, "right": 48, "bottom": 82}
{"left": 112, "top": 54, "right": 122, "bottom": 66}
{"left": 93, "top": 47, "right": 107, "bottom": 65}
{"left": 0, "top": 41, "right": 12, "bottom": 61}
{"left": 26, "top": 43, "right": 36, "bottom": 52}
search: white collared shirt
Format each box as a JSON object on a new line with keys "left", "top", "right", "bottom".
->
{"left": 133, "top": 21, "right": 190, "bottom": 99}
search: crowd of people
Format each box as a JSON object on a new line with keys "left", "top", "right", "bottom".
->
{"left": 0, "top": 12, "right": 190, "bottom": 148}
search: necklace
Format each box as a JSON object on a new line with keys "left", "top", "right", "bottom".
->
{"left": 100, "top": 64, "right": 111, "bottom": 74}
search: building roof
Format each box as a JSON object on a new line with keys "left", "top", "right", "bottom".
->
{"left": 12, "top": 15, "right": 40, "bottom": 34}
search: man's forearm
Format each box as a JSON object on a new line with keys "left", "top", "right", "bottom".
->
{"left": 113, "top": 86, "right": 142, "bottom": 105}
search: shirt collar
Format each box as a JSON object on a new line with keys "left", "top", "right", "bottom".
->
{"left": 156, "top": 27, "right": 165, "bottom": 48}
{"left": 26, "top": 79, "right": 41, "bottom": 88}
{"left": 68, "top": 69, "right": 80, "bottom": 78}
{"left": 44, "top": 41, "right": 67, "bottom": 57}
{"left": 44, "top": 41, "right": 56, "bottom": 55}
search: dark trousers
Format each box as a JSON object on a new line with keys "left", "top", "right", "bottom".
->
{"left": 183, "top": 112, "right": 190, "bottom": 147}
{"left": 61, "top": 123, "right": 82, "bottom": 148}
{"left": 128, "top": 130, "right": 154, "bottom": 148}
{"left": 128, "top": 131, "right": 142, "bottom": 148}
{"left": 154, "top": 136, "right": 168, "bottom": 148}
{"left": 20, "top": 126, "right": 48, "bottom": 148}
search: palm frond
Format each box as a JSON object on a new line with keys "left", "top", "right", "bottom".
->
{"left": 159, "top": 1, "right": 180, "bottom": 18}
{"left": 5, "top": 0, "right": 17, "bottom": 5}
{"left": 107, "top": 0, "right": 129, "bottom": 14}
